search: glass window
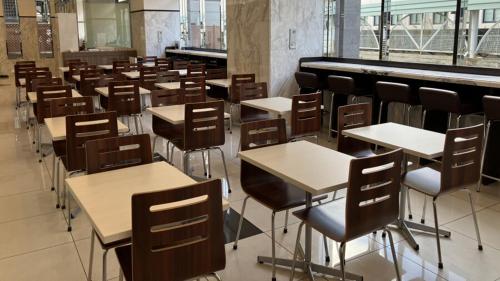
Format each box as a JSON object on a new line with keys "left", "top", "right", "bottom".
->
{"left": 36, "top": 0, "right": 54, "bottom": 58}
{"left": 359, "top": 0, "right": 382, "bottom": 60}
{"left": 373, "top": 16, "right": 380, "bottom": 26}
{"left": 483, "top": 9, "right": 494, "bottom": 23}
{"left": 409, "top": 13, "right": 422, "bottom": 25}
{"left": 391, "top": 14, "right": 401, "bottom": 25}
{"left": 323, "top": 0, "right": 336, "bottom": 56}
{"left": 75, "top": 0, "right": 131, "bottom": 49}
{"left": 3, "top": 0, "right": 22, "bottom": 59}
{"left": 180, "top": 0, "right": 226, "bottom": 50}
{"left": 433, "top": 13, "right": 446, "bottom": 25}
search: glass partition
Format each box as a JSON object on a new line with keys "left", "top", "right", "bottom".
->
{"left": 323, "top": 0, "right": 336, "bottom": 56}
{"left": 359, "top": 0, "right": 382, "bottom": 60}
{"left": 3, "top": 0, "right": 22, "bottom": 59}
{"left": 36, "top": 0, "right": 54, "bottom": 58}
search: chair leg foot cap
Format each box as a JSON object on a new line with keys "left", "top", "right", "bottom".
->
{"left": 414, "top": 245, "right": 419, "bottom": 251}
{"left": 438, "top": 262, "right": 443, "bottom": 269}
{"left": 70, "top": 213, "right": 74, "bottom": 219}
{"left": 38, "top": 159, "right": 42, "bottom": 163}
{"left": 272, "top": 277, "right": 276, "bottom": 281}
{"left": 409, "top": 214, "right": 413, "bottom": 220}
{"left": 228, "top": 189, "right": 232, "bottom": 193}
{"left": 479, "top": 245, "right": 483, "bottom": 251}
{"left": 61, "top": 205, "right": 66, "bottom": 210}
{"left": 283, "top": 228, "right": 288, "bottom": 234}
{"left": 382, "top": 232, "right": 386, "bottom": 238}
{"left": 326, "top": 256, "right": 330, "bottom": 263}
{"left": 233, "top": 245, "right": 238, "bottom": 250}
{"left": 67, "top": 226, "right": 72, "bottom": 232}
{"left": 421, "top": 219, "right": 425, "bottom": 224}
{"left": 56, "top": 204, "right": 60, "bottom": 209}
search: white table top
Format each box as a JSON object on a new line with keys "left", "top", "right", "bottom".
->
{"left": 206, "top": 78, "right": 231, "bottom": 88}
{"left": 59, "top": 66, "right": 69, "bottom": 73}
{"left": 166, "top": 49, "right": 227, "bottom": 60}
{"left": 95, "top": 86, "right": 151, "bottom": 97}
{"left": 142, "top": 62, "right": 155, "bottom": 67}
{"left": 240, "top": 97, "right": 293, "bottom": 116}
{"left": 18, "top": 78, "right": 25, "bottom": 86}
{"left": 238, "top": 141, "right": 354, "bottom": 196}
{"left": 67, "top": 161, "right": 230, "bottom": 244}
{"left": 342, "top": 122, "right": 446, "bottom": 159}
{"left": 44, "top": 116, "right": 129, "bottom": 141}
{"left": 301, "top": 61, "right": 500, "bottom": 89}
{"left": 27, "top": 89, "right": 81, "bottom": 104}
{"left": 155, "top": 82, "right": 211, "bottom": 90}
{"left": 122, "top": 71, "right": 140, "bottom": 79}
{"left": 71, "top": 75, "right": 81, "bottom": 82}
{"left": 147, "top": 104, "right": 231, "bottom": 125}
{"left": 97, "top": 65, "right": 113, "bottom": 70}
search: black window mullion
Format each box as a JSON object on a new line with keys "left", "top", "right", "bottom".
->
{"left": 452, "top": 0, "right": 462, "bottom": 65}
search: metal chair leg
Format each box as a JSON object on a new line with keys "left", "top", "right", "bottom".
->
{"left": 386, "top": 228, "right": 401, "bottom": 281}
{"left": 56, "top": 157, "right": 61, "bottom": 208}
{"left": 478, "top": 121, "right": 490, "bottom": 192}
{"left": 233, "top": 196, "right": 250, "bottom": 250}
{"left": 289, "top": 222, "right": 305, "bottom": 281}
{"left": 102, "top": 249, "right": 108, "bottom": 281}
{"left": 421, "top": 196, "right": 427, "bottom": 224}
{"left": 339, "top": 242, "right": 347, "bottom": 281}
{"left": 216, "top": 147, "right": 232, "bottom": 193}
{"left": 468, "top": 190, "right": 483, "bottom": 250}
{"left": 323, "top": 234, "right": 330, "bottom": 263}
{"left": 432, "top": 199, "right": 443, "bottom": 269}
{"left": 51, "top": 153, "right": 56, "bottom": 191}
{"left": 271, "top": 212, "right": 277, "bottom": 281}
{"left": 407, "top": 188, "right": 413, "bottom": 220}
{"left": 284, "top": 210, "right": 289, "bottom": 233}
{"left": 152, "top": 135, "right": 158, "bottom": 155}
{"left": 88, "top": 230, "right": 95, "bottom": 281}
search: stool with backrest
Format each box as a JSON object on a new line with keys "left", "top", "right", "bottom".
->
{"left": 180, "top": 76, "right": 207, "bottom": 103}
{"left": 85, "top": 134, "right": 152, "bottom": 281}
{"left": 107, "top": 80, "right": 142, "bottom": 134}
{"left": 150, "top": 89, "right": 184, "bottom": 160}
{"left": 290, "top": 92, "right": 322, "bottom": 142}
{"left": 115, "top": 179, "right": 226, "bottom": 281}
{"left": 294, "top": 71, "right": 319, "bottom": 94}
{"left": 187, "top": 63, "right": 206, "bottom": 77}
{"left": 234, "top": 119, "right": 330, "bottom": 281}
{"left": 157, "top": 70, "right": 181, "bottom": 83}
{"left": 155, "top": 57, "right": 172, "bottom": 71}
{"left": 290, "top": 149, "right": 404, "bottom": 281}
{"left": 229, "top": 74, "right": 256, "bottom": 123}
{"left": 478, "top": 95, "right": 500, "bottom": 191}
{"left": 63, "top": 111, "right": 119, "bottom": 231}
{"left": 170, "top": 100, "right": 231, "bottom": 193}
{"left": 376, "top": 81, "right": 419, "bottom": 125}
{"left": 173, "top": 60, "right": 190, "bottom": 70}
{"left": 402, "top": 124, "right": 484, "bottom": 268}
{"left": 139, "top": 66, "right": 159, "bottom": 90}
{"left": 328, "top": 75, "right": 372, "bottom": 137}
{"left": 49, "top": 96, "right": 94, "bottom": 208}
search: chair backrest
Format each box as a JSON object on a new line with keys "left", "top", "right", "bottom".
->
{"left": 68, "top": 62, "right": 89, "bottom": 76}
{"left": 181, "top": 77, "right": 206, "bottom": 103}
{"left": 107, "top": 81, "right": 141, "bottom": 116}
{"left": 375, "top": 81, "right": 413, "bottom": 104}
{"left": 31, "top": 77, "right": 62, "bottom": 93}
{"left": 151, "top": 89, "right": 184, "bottom": 107}
{"left": 128, "top": 63, "right": 142, "bottom": 72}
{"left": 230, "top": 74, "right": 255, "bottom": 103}
{"left": 131, "top": 179, "right": 225, "bottom": 281}
{"left": 25, "top": 69, "right": 51, "bottom": 92}
{"left": 483, "top": 95, "right": 500, "bottom": 122}
{"left": 14, "top": 64, "right": 36, "bottom": 87}
{"left": 238, "top": 82, "right": 267, "bottom": 101}
{"left": 65, "top": 112, "right": 119, "bottom": 172}
{"left": 139, "top": 66, "right": 159, "bottom": 90}
{"left": 206, "top": 68, "right": 227, "bottom": 80}
{"left": 187, "top": 63, "right": 206, "bottom": 77}
{"left": 80, "top": 69, "right": 104, "bottom": 97}
{"left": 240, "top": 118, "right": 287, "bottom": 151}
{"left": 419, "top": 87, "right": 460, "bottom": 114}
{"left": 327, "top": 75, "right": 355, "bottom": 96}
{"left": 36, "top": 85, "right": 72, "bottom": 123}
{"left": 173, "top": 60, "right": 190, "bottom": 70}
{"left": 113, "top": 60, "right": 129, "bottom": 73}
{"left": 85, "top": 134, "right": 153, "bottom": 174}
{"left": 291, "top": 92, "right": 322, "bottom": 137}
{"left": 345, "top": 149, "right": 403, "bottom": 240}
{"left": 97, "top": 73, "right": 126, "bottom": 87}
{"left": 441, "top": 124, "right": 484, "bottom": 193}
{"left": 49, "top": 96, "right": 94, "bottom": 117}
{"left": 142, "top": 56, "right": 157, "bottom": 63}
{"left": 157, "top": 71, "right": 181, "bottom": 83}
{"left": 294, "top": 72, "right": 319, "bottom": 94}
{"left": 184, "top": 100, "right": 225, "bottom": 150}
{"left": 155, "top": 58, "right": 172, "bottom": 71}
{"left": 337, "top": 103, "right": 372, "bottom": 155}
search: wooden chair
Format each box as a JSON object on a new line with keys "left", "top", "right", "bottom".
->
{"left": 157, "top": 70, "right": 180, "bottom": 83}
{"left": 170, "top": 100, "right": 231, "bottom": 192}
{"left": 479, "top": 95, "right": 500, "bottom": 190}
{"left": 14, "top": 63, "right": 35, "bottom": 108}
{"left": 206, "top": 68, "right": 227, "bottom": 80}
{"left": 290, "top": 92, "right": 322, "bottom": 141}
{"left": 141, "top": 56, "right": 157, "bottom": 63}
{"left": 181, "top": 77, "right": 206, "bottom": 103}
{"left": 31, "top": 77, "right": 62, "bottom": 92}
{"left": 234, "top": 119, "right": 330, "bottom": 281}
{"left": 239, "top": 82, "right": 269, "bottom": 123}
{"left": 63, "top": 112, "right": 119, "bottom": 231}
{"left": 337, "top": 103, "right": 375, "bottom": 158}
{"left": 402, "top": 124, "right": 484, "bottom": 268}
{"left": 290, "top": 149, "right": 404, "bottom": 281}
{"left": 25, "top": 68, "right": 51, "bottom": 92}
{"left": 173, "top": 60, "right": 190, "bottom": 70}
{"left": 229, "top": 74, "right": 256, "bottom": 121}
{"left": 115, "top": 179, "right": 226, "bottom": 281}
{"left": 49, "top": 96, "right": 94, "bottom": 208}
{"left": 155, "top": 57, "right": 172, "bottom": 71}
{"left": 187, "top": 63, "right": 206, "bottom": 77}
{"left": 68, "top": 61, "right": 89, "bottom": 84}
{"left": 295, "top": 72, "right": 319, "bottom": 95}
{"left": 80, "top": 69, "right": 104, "bottom": 109}
{"left": 150, "top": 89, "right": 184, "bottom": 159}
{"left": 139, "top": 66, "right": 159, "bottom": 90}
{"left": 107, "top": 81, "right": 142, "bottom": 134}
{"left": 113, "top": 60, "right": 129, "bottom": 74}
{"left": 128, "top": 63, "right": 142, "bottom": 72}
{"left": 85, "top": 134, "right": 152, "bottom": 281}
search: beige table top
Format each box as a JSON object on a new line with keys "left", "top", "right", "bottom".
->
{"left": 67, "top": 161, "right": 230, "bottom": 244}
{"left": 18, "top": 78, "right": 25, "bottom": 86}
{"left": 238, "top": 141, "right": 354, "bottom": 196}
{"left": 71, "top": 75, "right": 81, "bottom": 82}
{"left": 27, "top": 89, "right": 81, "bottom": 104}
{"left": 59, "top": 66, "right": 69, "bottom": 73}
{"left": 44, "top": 117, "right": 129, "bottom": 141}
{"left": 155, "top": 82, "right": 211, "bottom": 90}
{"left": 166, "top": 49, "right": 227, "bottom": 60}
{"left": 240, "top": 97, "right": 293, "bottom": 116}
{"left": 122, "top": 71, "right": 140, "bottom": 79}
{"left": 147, "top": 104, "right": 231, "bottom": 125}
{"left": 342, "top": 122, "right": 445, "bottom": 159}
{"left": 97, "top": 65, "right": 113, "bottom": 70}
{"left": 206, "top": 78, "right": 231, "bottom": 88}
{"left": 95, "top": 86, "right": 151, "bottom": 97}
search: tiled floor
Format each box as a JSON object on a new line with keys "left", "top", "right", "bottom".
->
{"left": 1, "top": 80, "right": 500, "bottom": 281}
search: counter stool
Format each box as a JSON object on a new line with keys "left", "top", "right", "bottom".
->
{"left": 376, "top": 81, "right": 419, "bottom": 125}
{"left": 294, "top": 72, "right": 319, "bottom": 94}
{"left": 478, "top": 95, "right": 500, "bottom": 191}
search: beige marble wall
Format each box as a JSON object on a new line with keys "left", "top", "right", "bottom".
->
{"left": 226, "top": 0, "right": 271, "bottom": 84}
{"left": 130, "top": 12, "right": 146, "bottom": 57}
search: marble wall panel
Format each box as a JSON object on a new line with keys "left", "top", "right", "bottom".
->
{"left": 144, "top": 11, "right": 181, "bottom": 57}
{"left": 130, "top": 12, "right": 146, "bottom": 57}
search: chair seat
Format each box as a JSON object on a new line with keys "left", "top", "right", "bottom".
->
{"left": 245, "top": 180, "right": 328, "bottom": 212}
{"left": 241, "top": 112, "right": 270, "bottom": 124}
{"left": 349, "top": 149, "right": 376, "bottom": 158}
{"left": 293, "top": 198, "right": 347, "bottom": 242}
{"left": 459, "top": 102, "right": 482, "bottom": 115}
{"left": 403, "top": 167, "right": 441, "bottom": 196}
{"left": 115, "top": 245, "right": 132, "bottom": 281}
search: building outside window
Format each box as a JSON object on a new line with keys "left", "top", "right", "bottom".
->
{"left": 433, "top": 12, "right": 446, "bottom": 24}
{"left": 180, "top": 0, "right": 226, "bottom": 50}
{"left": 409, "top": 13, "right": 422, "bottom": 25}
{"left": 483, "top": 9, "right": 500, "bottom": 23}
